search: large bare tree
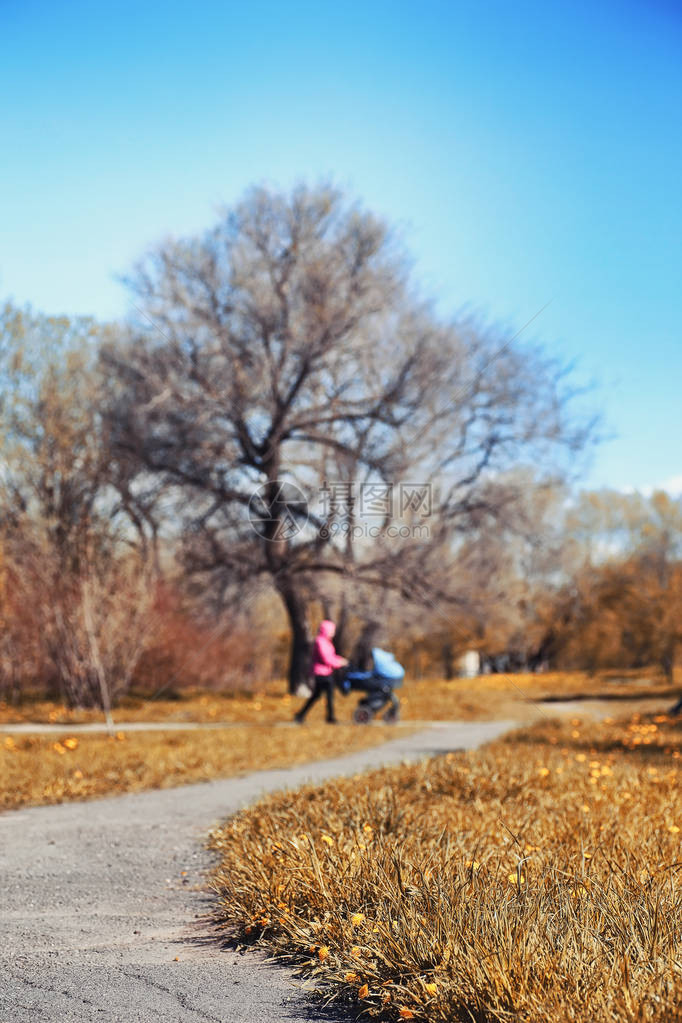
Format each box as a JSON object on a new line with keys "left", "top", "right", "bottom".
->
{"left": 103, "top": 184, "right": 592, "bottom": 690}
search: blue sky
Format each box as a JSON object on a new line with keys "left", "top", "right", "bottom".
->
{"left": 2, "top": 0, "right": 681, "bottom": 494}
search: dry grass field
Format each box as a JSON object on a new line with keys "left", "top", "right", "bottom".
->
{"left": 0, "top": 723, "right": 407, "bottom": 812}
{"left": 399, "top": 668, "right": 678, "bottom": 724}
{"left": 210, "top": 710, "right": 682, "bottom": 1023}
{"left": 1, "top": 667, "right": 678, "bottom": 727}
{"left": 3, "top": 669, "right": 679, "bottom": 813}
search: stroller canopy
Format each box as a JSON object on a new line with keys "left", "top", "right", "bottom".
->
{"left": 371, "top": 648, "right": 405, "bottom": 681}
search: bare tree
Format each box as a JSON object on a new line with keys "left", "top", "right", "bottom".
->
{"left": 104, "top": 184, "right": 593, "bottom": 691}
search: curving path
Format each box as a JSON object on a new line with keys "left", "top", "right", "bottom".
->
{"left": 0, "top": 721, "right": 512, "bottom": 1022}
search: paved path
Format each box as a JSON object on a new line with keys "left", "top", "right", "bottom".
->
{"left": 0, "top": 719, "right": 488, "bottom": 734}
{"left": 0, "top": 721, "right": 512, "bottom": 1023}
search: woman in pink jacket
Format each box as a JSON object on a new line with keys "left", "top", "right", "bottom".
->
{"left": 294, "top": 620, "right": 348, "bottom": 724}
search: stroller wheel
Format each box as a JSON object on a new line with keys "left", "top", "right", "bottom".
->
{"left": 353, "top": 705, "right": 373, "bottom": 725}
{"left": 382, "top": 705, "right": 400, "bottom": 724}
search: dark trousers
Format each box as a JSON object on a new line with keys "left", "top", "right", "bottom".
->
{"left": 296, "top": 674, "right": 336, "bottom": 722}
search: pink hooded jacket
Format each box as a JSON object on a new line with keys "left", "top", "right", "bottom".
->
{"left": 312, "top": 620, "right": 346, "bottom": 676}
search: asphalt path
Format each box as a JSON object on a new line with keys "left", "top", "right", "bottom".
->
{"left": 1, "top": 720, "right": 513, "bottom": 1023}
{"left": 0, "top": 719, "right": 494, "bottom": 734}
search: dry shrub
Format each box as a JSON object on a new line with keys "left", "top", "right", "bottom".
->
{"left": 0, "top": 529, "right": 157, "bottom": 709}
{"left": 211, "top": 713, "right": 682, "bottom": 1022}
{"left": 0, "top": 561, "right": 45, "bottom": 703}
{"left": 131, "top": 583, "right": 271, "bottom": 696}
{"left": 50, "top": 556, "right": 156, "bottom": 710}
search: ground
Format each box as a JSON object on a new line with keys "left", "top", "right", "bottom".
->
{"left": 210, "top": 709, "right": 682, "bottom": 1022}
{"left": 2, "top": 668, "right": 678, "bottom": 810}
{"left": 0, "top": 721, "right": 509, "bottom": 1023}
{"left": 2, "top": 671, "right": 681, "bottom": 1021}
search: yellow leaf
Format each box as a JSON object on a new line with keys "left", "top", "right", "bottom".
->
{"left": 318, "top": 945, "right": 329, "bottom": 961}
{"left": 399, "top": 1008, "right": 415, "bottom": 1019}
{"left": 537, "top": 767, "right": 550, "bottom": 777}
{"left": 345, "top": 972, "right": 359, "bottom": 983}
{"left": 425, "top": 982, "right": 437, "bottom": 995}
{"left": 321, "top": 835, "right": 334, "bottom": 846}
{"left": 351, "top": 913, "right": 365, "bottom": 926}
{"left": 668, "top": 825, "right": 680, "bottom": 834}
{"left": 357, "top": 984, "right": 369, "bottom": 999}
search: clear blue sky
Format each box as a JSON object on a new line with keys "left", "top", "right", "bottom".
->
{"left": 2, "top": 0, "right": 681, "bottom": 494}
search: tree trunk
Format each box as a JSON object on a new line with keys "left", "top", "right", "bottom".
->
{"left": 275, "top": 575, "right": 312, "bottom": 694}
{"left": 333, "top": 594, "right": 349, "bottom": 657}
{"left": 661, "top": 638, "right": 676, "bottom": 684}
{"left": 352, "top": 620, "right": 379, "bottom": 671}
{"left": 442, "top": 642, "right": 454, "bottom": 680}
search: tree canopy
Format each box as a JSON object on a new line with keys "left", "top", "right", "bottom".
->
{"left": 103, "top": 184, "right": 593, "bottom": 689}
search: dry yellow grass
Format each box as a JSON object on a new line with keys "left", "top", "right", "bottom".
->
{"left": 0, "top": 723, "right": 409, "bottom": 812}
{"left": 2, "top": 667, "right": 678, "bottom": 727}
{"left": 0, "top": 688, "right": 302, "bottom": 725}
{"left": 400, "top": 668, "right": 680, "bottom": 724}
{"left": 210, "top": 710, "right": 682, "bottom": 1023}
{"left": 3, "top": 669, "right": 679, "bottom": 813}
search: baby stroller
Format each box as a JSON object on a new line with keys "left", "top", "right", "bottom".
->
{"left": 342, "top": 648, "right": 404, "bottom": 724}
